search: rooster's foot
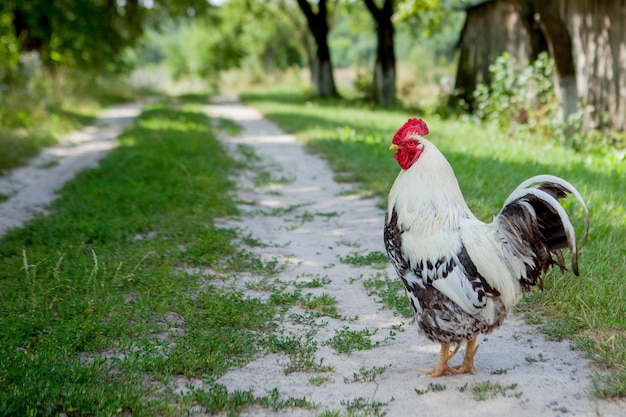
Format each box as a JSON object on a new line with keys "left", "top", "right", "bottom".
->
{"left": 449, "top": 337, "right": 478, "bottom": 375}
{"left": 417, "top": 344, "right": 461, "bottom": 377}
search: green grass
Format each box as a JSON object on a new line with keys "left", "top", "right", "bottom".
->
{"left": 241, "top": 89, "right": 626, "bottom": 398}
{"left": 325, "top": 326, "right": 385, "bottom": 354}
{"left": 344, "top": 365, "right": 391, "bottom": 384}
{"left": 0, "top": 100, "right": 308, "bottom": 415}
{"left": 461, "top": 380, "right": 522, "bottom": 401}
{"left": 414, "top": 383, "right": 447, "bottom": 395}
{"left": 339, "top": 251, "right": 389, "bottom": 269}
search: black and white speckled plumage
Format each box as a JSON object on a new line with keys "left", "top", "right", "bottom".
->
{"left": 385, "top": 208, "right": 506, "bottom": 344}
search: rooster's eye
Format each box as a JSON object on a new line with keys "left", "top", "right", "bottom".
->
{"left": 408, "top": 141, "right": 416, "bottom": 146}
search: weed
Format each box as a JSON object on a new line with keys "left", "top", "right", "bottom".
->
{"left": 467, "top": 380, "right": 522, "bottom": 401}
{"left": 295, "top": 274, "right": 332, "bottom": 288}
{"left": 309, "top": 375, "right": 333, "bottom": 386}
{"left": 301, "top": 293, "right": 340, "bottom": 318}
{"left": 362, "top": 272, "right": 414, "bottom": 318}
{"left": 414, "top": 383, "right": 447, "bottom": 395}
{"left": 344, "top": 365, "right": 391, "bottom": 383}
{"left": 194, "top": 384, "right": 316, "bottom": 415}
{"left": 339, "top": 251, "right": 388, "bottom": 269}
{"left": 325, "top": 326, "right": 385, "bottom": 354}
{"left": 288, "top": 312, "right": 329, "bottom": 328}
{"left": 269, "top": 332, "right": 333, "bottom": 374}
{"left": 340, "top": 397, "right": 392, "bottom": 417}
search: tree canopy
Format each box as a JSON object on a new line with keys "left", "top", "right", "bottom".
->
{"left": 0, "top": 0, "right": 213, "bottom": 76}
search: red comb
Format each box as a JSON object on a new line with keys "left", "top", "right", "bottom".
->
{"left": 393, "top": 118, "right": 429, "bottom": 143}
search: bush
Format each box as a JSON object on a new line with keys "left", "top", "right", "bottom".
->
{"left": 473, "top": 52, "right": 562, "bottom": 135}
{"left": 472, "top": 52, "right": 625, "bottom": 156}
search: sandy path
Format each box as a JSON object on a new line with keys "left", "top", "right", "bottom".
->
{"left": 204, "top": 96, "right": 624, "bottom": 417}
{"left": 0, "top": 101, "right": 144, "bottom": 237}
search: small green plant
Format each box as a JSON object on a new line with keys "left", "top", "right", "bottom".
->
{"left": 466, "top": 380, "right": 522, "bottom": 401}
{"left": 339, "top": 251, "right": 389, "bottom": 269}
{"left": 309, "top": 375, "right": 333, "bottom": 386}
{"left": 194, "top": 384, "right": 316, "bottom": 415}
{"left": 344, "top": 365, "right": 391, "bottom": 384}
{"left": 541, "top": 318, "right": 581, "bottom": 341}
{"left": 325, "top": 326, "right": 384, "bottom": 354}
{"left": 296, "top": 274, "right": 332, "bottom": 288}
{"left": 414, "top": 383, "right": 447, "bottom": 395}
{"left": 362, "top": 272, "right": 414, "bottom": 318}
{"left": 340, "top": 397, "right": 392, "bottom": 417}
{"left": 301, "top": 293, "right": 340, "bottom": 318}
{"left": 269, "top": 332, "right": 333, "bottom": 374}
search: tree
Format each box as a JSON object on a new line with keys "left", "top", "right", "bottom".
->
{"left": 0, "top": 0, "right": 212, "bottom": 74}
{"left": 296, "top": 0, "right": 339, "bottom": 97}
{"left": 278, "top": 0, "right": 316, "bottom": 86}
{"left": 363, "top": 0, "right": 396, "bottom": 106}
{"left": 530, "top": 0, "right": 578, "bottom": 129}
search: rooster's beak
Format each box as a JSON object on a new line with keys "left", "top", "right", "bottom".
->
{"left": 389, "top": 144, "right": 400, "bottom": 151}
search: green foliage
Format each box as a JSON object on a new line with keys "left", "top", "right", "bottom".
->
{"left": 0, "top": 0, "right": 214, "bottom": 76}
{"left": 344, "top": 365, "right": 391, "bottom": 384}
{"left": 470, "top": 52, "right": 623, "bottom": 154}
{"left": 465, "top": 380, "right": 522, "bottom": 401}
{"left": 473, "top": 52, "right": 567, "bottom": 139}
{"left": 0, "top": 66, "right": 142, "bottom": 172}
{"left": 0, "top": 10, "right": 19, "bottom": 80}
{"left": 137, "top": 1, "right": 304, "bottom": 89}
{"left": 325, "top": 326, "right": 383, "bottom": 354}
{"left": 339, "top": 251, "right": 389, "bottom": 269}
{"left": 361, "top": 272, "right": 414, "bottom": 318}
{"left": 193, "top": 384, "right": 316, "bottom": 416}
{"left": 414, "top": 382, "right": 447, "bottom": 395}
{"left": 267, "top": 332, "right": 332, "bottom": 374}
{"left": 340, "top": 396, "right": 392, "bottom": 417}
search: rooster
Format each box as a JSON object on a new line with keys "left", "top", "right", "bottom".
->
{"left": 384, "top": 118, "right": 589, "bottom": 376}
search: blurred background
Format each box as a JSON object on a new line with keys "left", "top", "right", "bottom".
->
{"left": 1, "top": 0, "right": 625, "bottom": 170}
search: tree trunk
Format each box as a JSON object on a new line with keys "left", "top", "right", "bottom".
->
{"left": 531, "top": 0, "right": 578, "bottom": 128}
{"left": 296, "top": 0, "right": 339, "bottom": 98}
{"left": 518, "top": 0, "right": 548, "bottom": 62}
{"left": 363, "top": 0, "right": 396, "bottom": 106}
{"left": 278, "top": 0, "right": 317, "bottom": 89}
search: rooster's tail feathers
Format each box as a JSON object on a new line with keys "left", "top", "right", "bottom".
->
{"left": 498, "top": 175, "right": 589, "bottom": 277}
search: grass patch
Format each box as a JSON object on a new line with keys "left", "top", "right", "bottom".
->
{"left": 325, "top": 326, "right": 386, "bottom": 354}
{"left": 415, "top": 383, "right": 447, "bottom": 395}
{"left": 192, "top": 384, "right": 316, "bottom": 416}
{"left": 339, "top": 251, "right": 389, "bottom": 269}
{"left": 344, "top": 365, "right": 391, "bottom": 384}
{"left": 361, "top": 272, "right": 414, "bottom": 318}
{"left": 0, "top": 99, "right": 284, "bottom": 415}
{"left": 242, "top": 89, "right": 626, "bottom": 397}
{"left": 460, "top": 381, "right": 522, "bottom": 401}
{"left": 267, "top": 332, "right": 333, "bottom": 374}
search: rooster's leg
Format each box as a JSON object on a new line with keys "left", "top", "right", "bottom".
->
{"left": 417, "top": 344, "right": 460, "bottom": 377}
{"left": 449, "top": 337, "right": 478, "bottom": 375}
